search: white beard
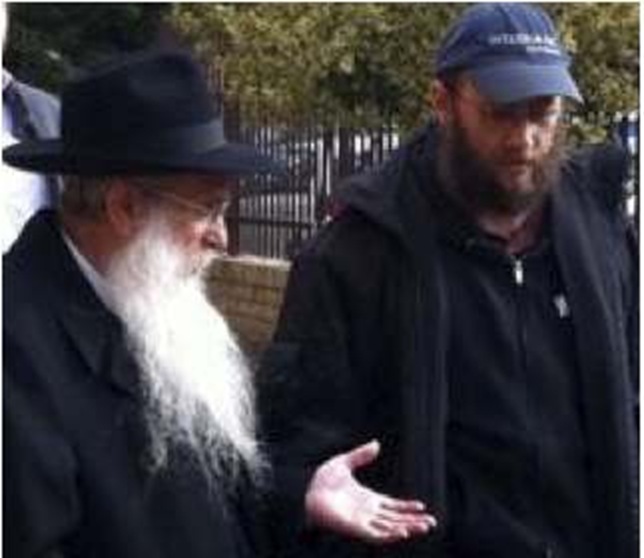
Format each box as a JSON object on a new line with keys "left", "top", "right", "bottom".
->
{"left": 104, "top": 215, "right": 265, "bottom": 485}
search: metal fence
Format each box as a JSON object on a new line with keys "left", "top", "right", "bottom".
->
{"left": 613, "top": 112, "right": 639, "bottom": 225}
{"left": 226, "top": 111, "right": 639, "bottom": 260}
{"left": 226, "top": 113, "right": 400, "bottom": 259}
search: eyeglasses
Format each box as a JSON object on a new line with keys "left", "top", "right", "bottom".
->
{"left": 136, "top": 183, "right": 230, "bottom": 226}
{"left": 453, "top": 88, "right": 564, "bottom": 127}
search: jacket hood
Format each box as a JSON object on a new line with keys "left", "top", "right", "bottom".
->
{"left": 336, "top": 122, "right": 441, "bottom": 254}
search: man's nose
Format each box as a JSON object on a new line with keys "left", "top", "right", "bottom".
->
{"left": 504, "top": 119, "right": 539, "bottom": 156}
{"left": 203, "top": 214, "right": 228, "bottom": 253}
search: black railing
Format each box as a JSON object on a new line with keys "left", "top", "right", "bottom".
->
{"left": 613, "top": 112, "right": 639, "bottom": 228}
{"left": 227, "top": 112, "right": 638, "bottom": 260}
{"left": 227, "top": 115, "right": 400, "bottom": 259}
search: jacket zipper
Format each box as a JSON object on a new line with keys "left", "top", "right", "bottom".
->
{"left": 512, "top": 254, "right": 545, "bottom": 546}
{"left": 511, "top": 256, "right": 553, "bottom": 555}
{"left": 513, "top": 257, "right": 525, "bottom": 286}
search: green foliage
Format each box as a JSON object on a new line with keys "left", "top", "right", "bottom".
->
{"left": 546, "top": 3, "right": 639, "bottom": 116}
{"left": 5, "top": 3, "right": 169, "bottom": 93}
{"left": 171, "top": 3, "right": 459, "bottom": 128}
{"left": 6, "top": 3, "right": 638, "bottom": 140}
{"left": 171, "top": 2, "right": 638, "bottom": 135}
{"left": 548, "top": 3, "right": 639, "bottom": 143}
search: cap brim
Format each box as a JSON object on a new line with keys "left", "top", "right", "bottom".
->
{"left": 468, "top": 62, "right": 583, "bottom": 104}
{"left": 3, "top": 140, "right": 285, "bottom": 178}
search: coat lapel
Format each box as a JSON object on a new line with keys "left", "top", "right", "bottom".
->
{"left": 28, "top": 212, "right": 141, "bottom": 399}
{"left": 58, "top": 302, "right": 140, "bottom": 399}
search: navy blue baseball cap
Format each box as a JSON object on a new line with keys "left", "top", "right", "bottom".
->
{"left": 435, "top": 3, "right": 582, "bottom": 104}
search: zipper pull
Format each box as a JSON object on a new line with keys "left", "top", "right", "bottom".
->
{"left": 513, "top": 258, "right": 524, "bottom": 285}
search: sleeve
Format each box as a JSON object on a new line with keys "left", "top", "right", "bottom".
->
{"left": 4, "top": 331, "right": 81, "bottom": 558}
{"left": 582, "top": 141, "right": 638, "bottom": 407}
{"left": 257, "top": 247, "right": 375, "bottom": 556}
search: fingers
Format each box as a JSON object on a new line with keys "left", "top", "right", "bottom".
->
{"left": 376, "top": 495, "right": 437, "bottom": 524}
{"left": 381, "top": 498, "right": 427, "bottom": 513}
{"left": 374, "top": 507, "right": 437, "bottom": 529}
{"left": 362, "top": 496, "right": 438, "bottom": 544}
{"left": 367, "top": 518, "right": 410, "bottom": 541}
{"left": 342, "top": 439, "right": 380, "bottom": 471}
{"left": 365, "top": 513, "right": 436, "bottom": 544}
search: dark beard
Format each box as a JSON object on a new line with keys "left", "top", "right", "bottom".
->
{"left": 438, "top": 119, "right": 567, "bottom": 217}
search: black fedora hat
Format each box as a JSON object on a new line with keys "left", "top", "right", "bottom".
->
{"left": 3, "top": 49, "right": 281, "bottom": 177}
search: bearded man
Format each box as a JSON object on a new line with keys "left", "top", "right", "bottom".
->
{"left": 260, "top": 4, "right": 638, "bottom": 558}
{"left": 3, "top": 50, "right": 280, "bottom": 558}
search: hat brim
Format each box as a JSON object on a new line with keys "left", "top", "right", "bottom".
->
{"left": 3, "top": 140, "right": 284, "bottom": 178}
{"left": 468, "top": 62, "right": 583, "bottom": 104}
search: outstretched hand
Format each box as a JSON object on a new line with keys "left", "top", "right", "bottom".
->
{"left": 305, "top": 440, "right": 437, "bottom": 544}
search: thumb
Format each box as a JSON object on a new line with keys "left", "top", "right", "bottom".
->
{"left": 343, "top": 439, "right": 380, "bottom": 471}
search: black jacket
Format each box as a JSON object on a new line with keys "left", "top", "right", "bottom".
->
{"left": 260, "top": 125, "right": 638, "bottom": 558}
{"left": 3, "top": 212, "right": 263, "bottom": 558}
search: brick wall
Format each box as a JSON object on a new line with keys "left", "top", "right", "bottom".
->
{"left": 207, "top": 256, "right": 290, "bottom": 356}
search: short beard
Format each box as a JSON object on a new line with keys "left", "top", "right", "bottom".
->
{"left": 104, "top": 214, "right": 266, "bottom": 488}
{"left": 438, "top": 117, "right": 567, "bottom": 217}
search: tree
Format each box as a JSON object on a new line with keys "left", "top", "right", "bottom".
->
{"left": 545, "top": 3, "right": 639, "bottom": 140}
{"left": 170, "top": 4, "right": 456, "bottom": 128}
{"left": 5, "top": 3, "right": 169, "bottom": 93}
{"left": 170, "top": 3, "right": 638, "bottom": 135}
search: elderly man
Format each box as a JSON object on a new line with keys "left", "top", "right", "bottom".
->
{"left": 3, "top": 50, "right": 280, "bottom": 558}
{"left": 260, "top": 4, "right": 637, "bottom": 558}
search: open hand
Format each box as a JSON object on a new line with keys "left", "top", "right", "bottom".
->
{"left": 305, "top": 439, "right": 437, "bottom": 544}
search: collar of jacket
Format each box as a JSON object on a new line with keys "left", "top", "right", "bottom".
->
{"left": 337, "top": 123, "right": 629, "bottom": 260}
{"left": 334, "top": 122, "right": 539, "bottom": 261}
{"left": 336, "top": 122, "right": 444, "bottom": 265}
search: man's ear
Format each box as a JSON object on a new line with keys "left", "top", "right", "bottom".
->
{"left": 432, "top": 79, "right": 452, "bottom": 127}
{"left": 103, "top": 179, "right": 144, "bottom": 239}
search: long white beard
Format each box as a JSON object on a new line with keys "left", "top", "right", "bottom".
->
{"left": 104, "top": 215, "right": 265, "bottom": 485}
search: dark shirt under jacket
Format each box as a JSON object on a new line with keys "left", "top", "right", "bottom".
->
{"left": 3, "top": 211, "right": 262, "bottom": 558}
{"left": 431, "top": 195, "right": 596, "bottom": 558}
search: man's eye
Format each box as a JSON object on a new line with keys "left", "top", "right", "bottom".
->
{"left": 532, "top": 109, "right": 561, "bottom": 123}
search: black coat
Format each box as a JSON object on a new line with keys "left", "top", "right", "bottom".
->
{"left": 259, "top": 126, "right": 638, "bottom": 558}
{"left": 4, "top": 211, "right": 263, "bottom": 558}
